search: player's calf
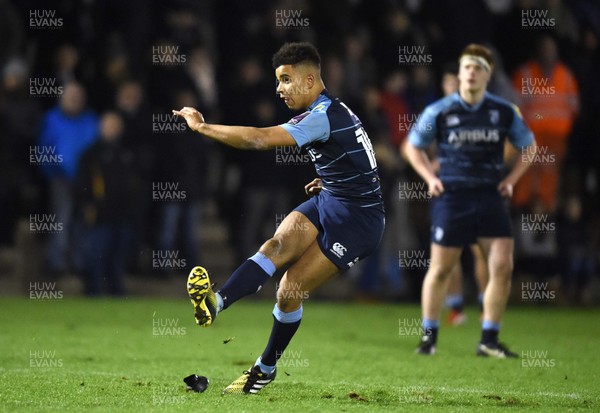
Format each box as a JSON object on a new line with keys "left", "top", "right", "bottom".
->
{"left": 276, "top": 282, "right": 308, "bottom": 312}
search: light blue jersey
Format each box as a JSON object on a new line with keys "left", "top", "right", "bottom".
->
{"left": 408, "top": 92, "right": 534, "bottom": 190}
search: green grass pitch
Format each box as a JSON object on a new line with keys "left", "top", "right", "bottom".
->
{"left": 0, "top": 297, "right": 598, "bottom": 412}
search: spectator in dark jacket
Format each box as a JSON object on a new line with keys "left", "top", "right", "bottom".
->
{"left": 77, "top": 111, "right": 139, "bottom": 296}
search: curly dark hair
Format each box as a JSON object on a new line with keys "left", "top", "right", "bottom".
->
{"left": 272, "top": 42, "right": 321, "bottom": 69}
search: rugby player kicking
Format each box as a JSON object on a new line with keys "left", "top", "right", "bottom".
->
{"left": 174, "top": 42, "right": 384, "bottom": 393}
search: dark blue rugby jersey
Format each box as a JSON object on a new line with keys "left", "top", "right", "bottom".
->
{"left": 408, "top": 92, "right": 534, "bottom": 190}
{"left": 280, "top": 90, "right": 383, "bottom": 209}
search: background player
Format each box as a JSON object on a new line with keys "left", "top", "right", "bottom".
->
{"left": 173, "top": 42, "right": 384, "bottom": 393}
{"left": 405, "top": 44, "right": 536, "bottom": 358}
{"left": 434, "top": 66, "right": 490, "bottom": 326}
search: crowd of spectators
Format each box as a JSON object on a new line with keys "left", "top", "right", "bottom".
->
{"left": 0, "top": 0, "right": 598, "bottom": 302}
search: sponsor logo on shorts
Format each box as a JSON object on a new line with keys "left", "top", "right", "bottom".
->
{"left": 330, "top": 242, "right": 347, "bottom": 258}
{"left": 433, "top": 226, "right": 444, "bottom": 242}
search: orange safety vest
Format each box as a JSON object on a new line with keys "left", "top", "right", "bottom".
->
{"left": 512, "top": 61, "right": 578, "bottom": 147}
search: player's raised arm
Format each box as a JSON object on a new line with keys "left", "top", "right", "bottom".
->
{"left": 172, "top": 106, "right": 296, "bottom": 150}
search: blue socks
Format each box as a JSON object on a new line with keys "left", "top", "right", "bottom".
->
{"left": 481, "top": 320, "right": 500, "bottom": 344}
{"left": 218, "top": 252, "right": 276, "bottom": 310}
{"left": 259, "top": 304, "right": 303, "bottom": 369}
{"left": 216, "top": 252, "right": 303, "bottom": 374}
{"left": 255, "top": 356, "right": 276, "bottom": 375}
{"left": 422, "top": 318, "right": 439, "bottom": 343}
{"left": 422, "top": 318, "right": 439, "bottom": 330}
{"left": 445, "top": 294, "right": 464, "bottom": 311}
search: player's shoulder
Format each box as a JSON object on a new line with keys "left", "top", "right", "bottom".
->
{"left": 484, "top": 92, "right": 523, "bottom": 118}
{"left": 422, "top": 94, "right": 458, "bottom": 117}
{"left": 321, "top": 90, "right": 362, "bottom": 126}
{"left": 310, "top": 91, "right": 334, "bottom": 114}
{"left": 484, "top": 92, "right": 514, "bottom": 108}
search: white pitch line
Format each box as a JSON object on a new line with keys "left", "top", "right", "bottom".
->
{"left": 308, "top": 380, "right": 584, "bottom": 400}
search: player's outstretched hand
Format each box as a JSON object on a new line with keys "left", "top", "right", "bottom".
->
{"left": 427, "top": 177, "right": 444, "bottom": 197}
{"left": 497, "top": 180, "right": 514, "bottom": 198}
{"left": 172, "top": 107, "right": 205, "bottom": 132}
{"left": 305, "top": 178, "right": 322, "bottom": 196}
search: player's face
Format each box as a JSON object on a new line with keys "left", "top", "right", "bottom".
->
{"left": 275, "top": 65, "right": 311, "bottom": 110}
{"left": 458, "top": 61, "right": 490, "bottom": 93}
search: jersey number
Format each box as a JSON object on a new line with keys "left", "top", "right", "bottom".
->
{"left": 307, "top": 148, "right": 321, "bottom": 162}
{"left": 355, "top": 127, "right": 377, "bottom": 169}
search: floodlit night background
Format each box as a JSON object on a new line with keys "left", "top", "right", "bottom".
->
{"left": 1, "top": 1, "right": 599, "bottom": 302}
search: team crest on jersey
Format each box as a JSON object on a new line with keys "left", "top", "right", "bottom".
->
{"left": 489, "top": 110, "right": 500, "bottom": 125}
{"left": 446, "top": 115, "right": 460, "bottom": 127}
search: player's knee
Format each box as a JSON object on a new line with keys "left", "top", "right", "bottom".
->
{"left": 427, "top": 265, "right": 454, "bottom": 282}
{"left": 259, "top": 237, "right": 283, "bottom": 260}
{"left": 490, "top": 261, "right": 512, "bottom": 281}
